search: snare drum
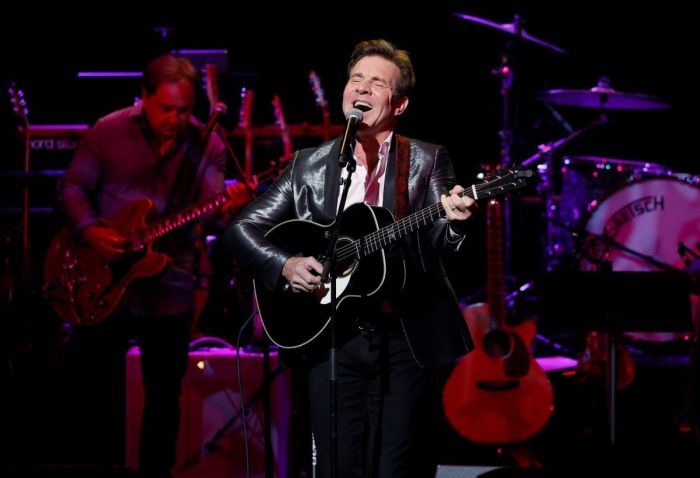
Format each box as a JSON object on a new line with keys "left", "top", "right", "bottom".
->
{"left": 583, "top": 177, "right": 700, "bottom": 341}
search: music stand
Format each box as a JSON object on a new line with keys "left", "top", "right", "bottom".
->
{"left": 538, "top": 271, "right": 692, "bottom": 445}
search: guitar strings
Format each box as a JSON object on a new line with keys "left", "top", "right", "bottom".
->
{"left": 334, "top": 175, "right": 520, "bottom": 263}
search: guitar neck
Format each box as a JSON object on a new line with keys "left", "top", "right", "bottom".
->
{"left": 308, "top": 70, "right": 330, "bottom": 142}
{"left": 272, "top": 95, "right": 293, "bottom": 160}
{"left": 355, "top": 171, "right": 529, "bottom": 257}
{"left": 486, "top": 199, "right": 506, "bottom": 326}
{"left": 238, "top": 88, "right": 254, "bottom": 178}
{"left": 136, "top": 190, "right": 231, "bottom": 248}
{"left": 321, "top": 108, "right": 330, "bottom": 143}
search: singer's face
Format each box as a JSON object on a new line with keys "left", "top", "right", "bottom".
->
{"left": 142, "top": 79, "right": 195, "bottom": 143}
{"left": 343, "top": 55, "right": 408, "bottom": 139}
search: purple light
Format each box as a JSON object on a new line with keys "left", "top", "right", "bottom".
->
{"left": 174, "top": 49, "right": 228, "bottom": 55}
{"left": 31, "top": 124, "right": 90, "bottom": 130}
{"left": 77, "top": 72, "right": 143, "bottom": 78}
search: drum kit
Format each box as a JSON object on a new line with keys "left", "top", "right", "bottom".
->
{"left": 536, "top": 76, "right": 700, "bottom": 283}
{"left": 454, "top": 12, "right": 700, "bottom": 342}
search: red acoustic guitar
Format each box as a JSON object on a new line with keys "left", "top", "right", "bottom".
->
{"left": 442, "top": 197, "right": 554, "bottom": 444}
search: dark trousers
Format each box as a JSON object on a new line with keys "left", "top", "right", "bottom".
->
{"left": 308, "top": 329, "right": 427, "bottom": 478}
{"left": 136, "top": 311, "right": 192, "bottom": 478}
{"left": 70, "top": 309, "right": 191, "bottom": 478}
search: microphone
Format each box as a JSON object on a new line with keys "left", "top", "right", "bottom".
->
{"left": 338, "top": 108, "right": 364, "bottom": 165}
{"left": 201, "top": 102, "right": 228, "bottom": 142}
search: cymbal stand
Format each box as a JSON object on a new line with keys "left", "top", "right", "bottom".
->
{"left": 491, "top": 18, "right": 518, "bottom": 273}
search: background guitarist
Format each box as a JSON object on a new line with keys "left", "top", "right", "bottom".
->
{"left": 225, "top": 39, "right": 478, "bottom": 478}
{"left": 58, "top": 54, "right": 249, "bottom": 478}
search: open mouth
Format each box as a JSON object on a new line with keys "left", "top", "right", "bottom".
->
{"left": 353, "top": 101, "right": 372, "bottom": 112}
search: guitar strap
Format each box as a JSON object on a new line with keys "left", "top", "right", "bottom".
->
{"left": 394, "top": 134, "right": 410, "bottom": 220}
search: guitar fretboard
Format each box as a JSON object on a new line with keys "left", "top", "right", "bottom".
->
{"left": 335, "top": 171, "right": 529, "bottom": 263}
{"left": 136, "top": 190, "right": 231, "bottom": 248}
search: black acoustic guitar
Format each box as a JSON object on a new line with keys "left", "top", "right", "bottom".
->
{"left": 254, "top": 169, "right": 532, "bottom": 349}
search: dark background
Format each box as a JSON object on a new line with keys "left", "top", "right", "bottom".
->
{"left": 2, "top": 2, "right": 699, "bottom": 477}
{"left": 3, "top": 0, "right": 697, "bottom": 292}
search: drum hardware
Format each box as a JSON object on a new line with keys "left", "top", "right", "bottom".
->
{"left": 678, "top": 242, "right": 700, "bottom": 264}
{"left": 545, "top": 214, "right": 676, "bottom": 272}
{"left": 535, "top": 76, "right": 671, "bottom": 110}
{"left": 521, "top": 118, "right": 608, "bottom": 271}
{"left": 564, "top": 155, "right": 670, "bottom": 179}
{"left": 455, "top": 11, "right": 567, "bottom": 282}
{"left": 539, "top": 269, "right": 692, "bottom": 445}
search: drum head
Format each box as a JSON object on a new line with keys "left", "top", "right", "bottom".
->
{"left": 584, "top": 177, "right": 700, "bottom": 341}
{"left": 584, "top": 177, "right": 700, "bottom": 271}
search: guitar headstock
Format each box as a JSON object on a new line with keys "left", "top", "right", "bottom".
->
{"left": 238, "top": 87, "right": 254, "bottom": 130}
{"left": 474, "top": 168, "right": 533, "bottom": 199}
{"left": 8, "top": 82, "right": 29, "bottom": 124}
{"left": 308, "top": 70, "right": 328, "bottom": 110}
{"left": 309, "top": 70, "right": 331, "bottom": 142}
{"left": 272, "top": 95, "right": 293, "bottom": 161}
{"left": 203, "top": 63, "right": 220, "bottom": 115}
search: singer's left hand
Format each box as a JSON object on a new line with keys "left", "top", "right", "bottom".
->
{"left": 441, "top": 185, "right": 477, "bottom": 229}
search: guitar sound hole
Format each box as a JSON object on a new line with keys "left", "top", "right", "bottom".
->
{"left": 482, "top": 330, "right": 513, "bottom": 359}
{"left": 334, "top": 237, "right": 358, "bottom": 277}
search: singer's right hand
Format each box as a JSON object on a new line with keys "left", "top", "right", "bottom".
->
{"left": 282, "top": 256, "right": 323, "bottom": 293}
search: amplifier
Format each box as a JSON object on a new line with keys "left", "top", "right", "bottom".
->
{"left": 126, "top": 342, "right": 291, "bottom": 478}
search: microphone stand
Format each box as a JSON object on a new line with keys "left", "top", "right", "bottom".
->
{"left": 214, "top": 123, "right": 279, "bottom": 475}
{"left": 215, "top": 125, "right": 257, "bottom": 200}
{"left": 320, "top": 145, "right": 356, "bottom": 478}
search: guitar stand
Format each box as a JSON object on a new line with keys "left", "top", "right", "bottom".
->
{"left": 538, "top": 270, "right": 692, "bottom": 445}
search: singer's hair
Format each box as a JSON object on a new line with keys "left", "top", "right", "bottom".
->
{"left": 142, "top": 54, "right": 199, "bottom": 96}
{"left": 347, "top": 39, "right": 415, "bottom": 99}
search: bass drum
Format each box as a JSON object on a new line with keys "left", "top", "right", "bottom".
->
{"left": 583, "top": 177, "right": 700, "bottom": 341}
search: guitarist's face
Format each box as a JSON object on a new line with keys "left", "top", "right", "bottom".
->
{"left": 142, "top": 79, "right": 195, "bottom": 143}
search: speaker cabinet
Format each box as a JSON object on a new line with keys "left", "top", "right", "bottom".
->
{"left": 126, "top": 345, "right": 291, "bottom": 478}
{"left": 435, "top": 465, "right": 504, "bottom": 478}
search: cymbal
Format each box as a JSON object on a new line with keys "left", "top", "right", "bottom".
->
{"left": 453, "top": 12, "right": 566, "bottom": 54}
{"left": 536, "top": 78, "right": 670, "bottom": 110}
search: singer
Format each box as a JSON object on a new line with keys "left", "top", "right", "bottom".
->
{"left": 225, "top": 39, "right": 478, "bottom": 478}
{"left": 59, "top": 53, "right": 250, "bottom": 478}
